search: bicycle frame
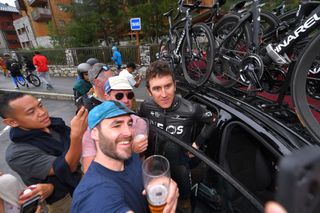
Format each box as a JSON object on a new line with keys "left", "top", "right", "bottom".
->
{"left": 217, "top": 0, "right": 262, "bottom": 65}
{"left": 267, "top": 2, "right": 320, "bottom": 64}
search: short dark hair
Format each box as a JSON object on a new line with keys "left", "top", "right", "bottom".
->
{"left": 145, "top": 61, "right": 174, "bottom": 89}
{"left": 0, "top": 93, "right": 26, "bottom": 118}
{"left": 126, "top": 62, "right": 136, "bottom": 69}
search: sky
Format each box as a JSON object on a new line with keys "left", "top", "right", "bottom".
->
{"left": 0, "top": 0, "right": 15, "bottom": 7}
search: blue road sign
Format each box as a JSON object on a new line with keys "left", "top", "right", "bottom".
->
{"left": 130, "top": 18, "right": 141, "bottom": 31}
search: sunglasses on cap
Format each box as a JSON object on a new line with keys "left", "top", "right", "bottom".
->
{"left": 94, "top": 65, "right": 110, "bottom": 80}
{"left": 114, "top": 92, "right": 135, "bottom": 100}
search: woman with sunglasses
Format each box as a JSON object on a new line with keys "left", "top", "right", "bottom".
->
{"left": 81, "top": 76, "right": 148, "bottom": 173}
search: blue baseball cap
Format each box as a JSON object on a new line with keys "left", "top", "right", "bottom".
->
{"left": 88, "top": 100, "right": 135, "bottom": 130}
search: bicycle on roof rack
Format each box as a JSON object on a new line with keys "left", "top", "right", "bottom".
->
{"left": 202, "top": 0, "right": 320, "bottom": 142}
{"left": 158, "top": 0, "right": 218, "bottom": 86}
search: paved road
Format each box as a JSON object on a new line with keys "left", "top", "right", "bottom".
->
{"left": 0, "top": 75, "right": 149, "bottom": 101}
{"left": 0, "top": 99, "right": 76, "bottom": 178}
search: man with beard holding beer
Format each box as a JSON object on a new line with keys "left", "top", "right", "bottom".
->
{"left": 71, "top": 101, "right": 179, "bottom": 213}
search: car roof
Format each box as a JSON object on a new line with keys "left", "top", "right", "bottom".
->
{"left": 176, "top": 81, "right": 317, "bottom": 153}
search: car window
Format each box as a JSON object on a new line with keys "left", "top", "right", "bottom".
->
{"left": 151, "top": 126, "right": 264, "bottom": 213}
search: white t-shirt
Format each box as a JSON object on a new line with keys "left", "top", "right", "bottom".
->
{"left": 119, "top": 69, "right": 136, "bottom": 87}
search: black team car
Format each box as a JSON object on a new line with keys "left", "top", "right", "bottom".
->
{"left": 150, "top": 80, "right": 319, "bottom": 213}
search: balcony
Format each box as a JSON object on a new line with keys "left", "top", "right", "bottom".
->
{"left": 31, "top": 8, "right": 52, "bottom": 22}
{"left": 15, "top": 0, "right": 26, "bottom": 10}
{"left": 28, "top": 0, "right": 48, "bottom": 7}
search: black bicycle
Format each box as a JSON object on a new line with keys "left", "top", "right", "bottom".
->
{"left": 207, "top": 0, "right": 320, "bottom": 141}
{"left": 158, "top": 0, "right": 216, "bottom": 86}
{"left": 17, "top": 69, "right": 41, "bottom": 87}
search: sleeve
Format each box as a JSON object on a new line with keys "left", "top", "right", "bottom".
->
{"left": 82, "top": 128, "right": 97, "bottom": 157}
{"left": 127, "top": 74, "right": 137, "bottom": 87}
{"left": 72, "top": 183, "right": 131, "bottom": 213}
{"left": 193, "top": 104, "right": 218, "bottom": 147}
{"left": 6, "top": 144, "right": 56, "bottom": 181}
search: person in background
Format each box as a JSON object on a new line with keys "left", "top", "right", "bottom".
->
{"left": 81, "top": 76, "right": 148, "bottom": 173}
{"left": 73, "top": 63, "right": 93, "bottom": 101}
{"left": 139, "top": 60, "right": 217, "bottom": 212}
{"left": 1, "top": 93, "right": 88, "bottom": 213}
{"left": 22, "top": 56, "right": 36, "bottom": 73}
{"left": 119, "top": 62, "right": 142, "bottom": 88}
{"left": 3, "top": 53, "right": 23, "bottom": 89}
{"left": 111, "top": 46, "right": 122, "bottom": 71}
{"left": 0, "top": 56, "right": 9, "bottom": 77}
{"left": 86, "top": 58, "right": 99, "bottom": 66}
{"left": 72, "top": 101, "right": 179, "bottom": 213}
{"left": 32, "top": 51, "right": 53, "bottom": 90}
{"left": 0, "top": 172, "right": 54, "bottom": 213}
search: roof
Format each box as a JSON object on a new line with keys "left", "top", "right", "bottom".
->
{"left": 0, "top": 3, "right": 18, "bottom": 13}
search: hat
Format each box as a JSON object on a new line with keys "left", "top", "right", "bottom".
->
{"left": 104, "top": 76, "right": 133, "bottom": 94}
{"left": 88, "top": 63, "right": 110, "bottom": 83}
{"left": 88, "top": 100, "right": 135, "bottom": 130}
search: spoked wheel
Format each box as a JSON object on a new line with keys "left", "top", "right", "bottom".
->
{"left": 291, "top": 32, "right": 320, "bottom": 142}
{"left": 181, "top": 23, "right": 214, "bottom": 87}
{"left": 210, "top": 14, "right": 251, "bottom": 88}
{"left": 27, "top": 73, "right": 41, "bottom": 87}
{"left": 16, "top": 75, "right": 27, "bottom": 87}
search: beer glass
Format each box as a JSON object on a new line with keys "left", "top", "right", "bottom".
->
{"left": 142, "top": 155, "right": 170, "bottom": 213}
{"left": 133, "top": 116, "right": 148, "bottom": 143}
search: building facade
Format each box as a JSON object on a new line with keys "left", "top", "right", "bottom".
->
{"left": 14, "top": 0, "right": 71, "bottom": 49}
{"left": 0, "top": 3, "right": 21, "bottom": 52}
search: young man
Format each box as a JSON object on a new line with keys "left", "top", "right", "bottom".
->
{"left": 82, "top": 75, "right": 148, "bottom": 172}
{"left": 33, "top": 51, "right": 53, "bottom": 90}
{"left": 111, "top": 46, "right": 122, "bottom": 71}
{"left": 139, "top": 60, "right": 217, "bottom": 212}
{"left": 72, "top": 101, "right": 179, "bottom": 213}
{"left": 73, "top": 63, "right": 92, "bottom": 101}
{"left": 0, "top": 93, "right": 88, "bottom": 213}
{"left": 3, "top": 53, "right": 23, "bottom": 89}
{"left": 119, "top": 62, "right": 141, "bottom": 88}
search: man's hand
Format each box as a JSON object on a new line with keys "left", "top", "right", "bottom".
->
{"left": 265, "top": 202, "right": 287, "bottom": 213}
{"left": 163, "top": 179, "right": 179, "bottom": 213}
{"left": 18, "top": 183, "right": 54, "bottom": 204}
{"left": 132, "top": 136, "right": 148, "bottom": 154}
{"left": 187, "top": 142, "right": 199, "bottom": 158}
{"left": 70, "top": 106, "right": 88, "bottom": 141}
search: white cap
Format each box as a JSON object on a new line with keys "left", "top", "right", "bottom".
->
{"left": 104, "top": 76, "right": 133, "bottom": 93}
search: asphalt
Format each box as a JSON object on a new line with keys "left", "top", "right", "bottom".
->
{"left": 0, "top": 74, "right": 149, "bottom": 101}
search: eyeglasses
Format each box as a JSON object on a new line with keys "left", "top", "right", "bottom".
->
{"left": 115, "top": 92, "right": 135, "bottom": 100}
{"left": 94, "top": 65, "right": 110, "bottom": 80}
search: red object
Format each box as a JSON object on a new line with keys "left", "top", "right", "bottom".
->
{"left": 33, "top": 54, "right": 48, "bottom": 72}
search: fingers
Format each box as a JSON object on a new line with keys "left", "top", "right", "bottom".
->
{"left": 265, "top": 202, "right": 287, "bottom": 213}
{"left": 163, "top": 180, "right": 179, "bottom": 213}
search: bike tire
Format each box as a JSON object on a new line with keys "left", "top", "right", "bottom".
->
{"left": 260, "top": 11, "right": 281, "bottom": 42}
{"left": 181, "top": 23, "right": 215, "bottom": 87}
{"left": 291, "top": 32, "right": 320, "bottom": 142}
{"left": 210, "top": 14, "right": 252, "bottom": 88}
{"left": 16, "top": 75, "right": 27, "bottom": 86}
{"left": 27, "top": 73, "right": 41, "bottom": 87}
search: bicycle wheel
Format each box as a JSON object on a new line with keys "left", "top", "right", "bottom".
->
{"left": 16, "top": 75, "right": 27, "bottom": 86}
{"left": 291, "top": 32, "right": 320, "bottom": 142}
{"left": 260, "top": 11, "right": 280, "bottom": 41}
{"left": 210, "top": 14, "right": 251, "bottom": 88}
{"left": 181, "top": 23, "right": 214, "bottom": 87}
{"left": 27, "top": 73, "right": 41, "bottom": 87}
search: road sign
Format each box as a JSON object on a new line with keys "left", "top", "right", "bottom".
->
{"left": 130, "top": 17, "right": 141, "bottom": 31}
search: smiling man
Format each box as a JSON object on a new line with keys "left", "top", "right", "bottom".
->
{"left": 138, "top": 60, "right": 217, "bottom": 212}
{"left": 72, "top": 101, "right": 179, "bottom": 213}
{"left": 0, "top": 93, "right": 88, "bottom": 212}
